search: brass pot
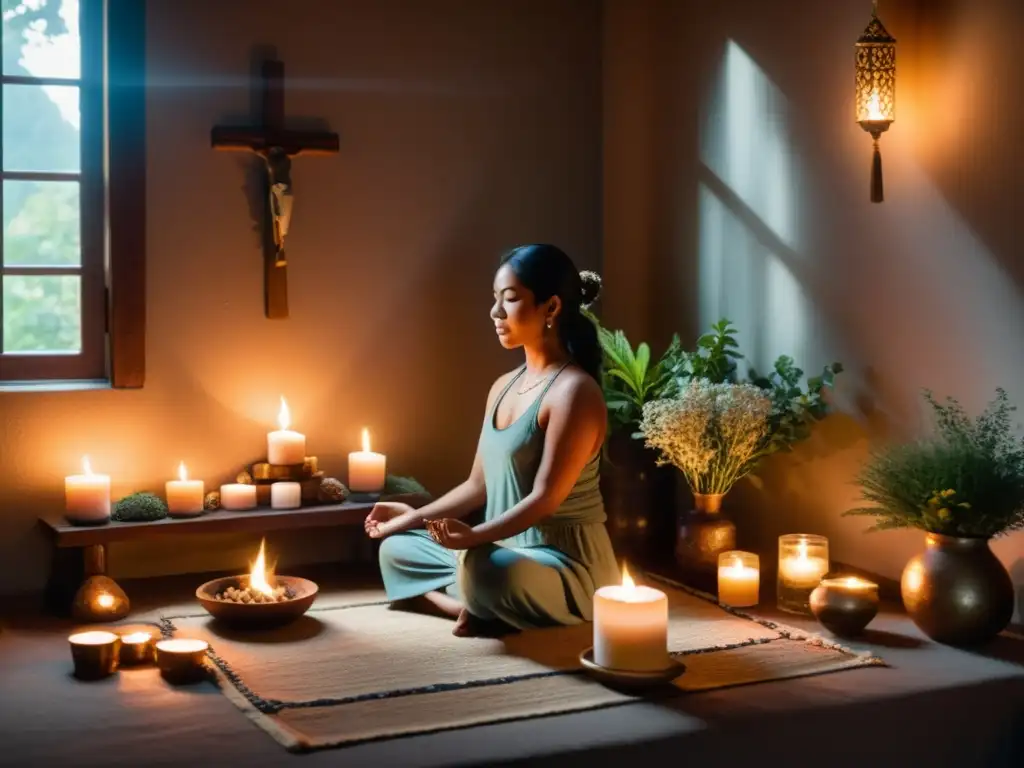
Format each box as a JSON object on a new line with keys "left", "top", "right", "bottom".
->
{"left": 675, "top": 493, "right": 736, "bottom": 590}
{"left": 901, "top": 533, "right": 1015, "bottom": 646}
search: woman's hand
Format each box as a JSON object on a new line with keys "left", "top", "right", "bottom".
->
{"left": 426, "top": 519, "right": 481, "bottom": 550}
{"left": 364, "top": 502, "right": 415, "bottom": 539}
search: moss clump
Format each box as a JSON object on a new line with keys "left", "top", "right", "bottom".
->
{"left": 384, "top": 475, "right": 429, "bottom": 496}
{"left": 112, "top": 492, "right": 168, "bottom": 522}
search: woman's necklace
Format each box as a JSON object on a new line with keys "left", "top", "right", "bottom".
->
{"left": 515, "top": 364, "right": 560, "bottom": 396}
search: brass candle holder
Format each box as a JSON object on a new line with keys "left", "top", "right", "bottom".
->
{"left": 69, "top": 630, "right": 121, "bottom": 680}
{"left": 118, "top": 631, "right": 155, "bottom": 666}
{"left": 155, "top": 638, "right": 210, "bottom": 684}
{"left": 810, "top": 576, "right": 880, "bottom": 636}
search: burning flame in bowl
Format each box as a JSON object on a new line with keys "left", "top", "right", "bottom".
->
{"left": 249, "top": 538, "right": 276, "bottom": 597}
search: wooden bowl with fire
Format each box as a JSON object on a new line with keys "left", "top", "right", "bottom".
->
{"left": 196, "top": 539, "right": 318, "bottom": 628}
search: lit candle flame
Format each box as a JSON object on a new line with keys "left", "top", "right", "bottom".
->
{"left": 730, "top": 555, "right": 744, "bottom": 571}
{"left": 797, "top": 538, "right": 808, "bottom": 561}
{"left": 96, "top": 593, "right": 114, "bottom": 609}
{"left": 361, "top": 428, "right": 371, "bottom": 453}
{"left": 178, "top": 461, "right": 188, "bottom": 482}
{"left": 248, "top": 538, "right": 276, "bottom": 597}
{"left": 866, "top": 91, "right": 885, "bottom": 120}
{"left": 121, "top": 631, "right": 151, "bottom": 644}
{"left": 82, "top": 455, "right": 93, "bottom": 476}
{"left": 621, "top": 563, "right": 635, "bottom": 590}
{"left": 277, "top": 396, "right": 291, "bottom": 431}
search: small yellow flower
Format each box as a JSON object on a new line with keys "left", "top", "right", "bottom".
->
{"left": 940, "top": 489, "right": 955, "bottom": 498}
{"left": 937, "top": 508, "right": 951, "bottom": 520}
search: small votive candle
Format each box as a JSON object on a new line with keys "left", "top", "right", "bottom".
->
{"left": 69, "top": 630, "right": 121, "bottom": 680}
{"left": 65, "top": 456, "right": 111, "bottom": 525}
{"left": 118, "top": 631, "right": 154, "bottom": 666}
{"left": 220, "top": 483, "right": 257, "bottom": 511}
{"left": 777, "top": 533, "right": 829, "bottom": 614}
{"left": 271, "top": 481, "right": 301, "bottom": 509}
{"left": 155, "top": 638, "right": 210, "bottom": 684}
{"left": 810, "top": 576, "right": 880, "bottom": 637}
{"left": 717, "top": 551, "right": 759, "bottom": 607}
{"left": 166, "top": 461, "right": 204, "bottom": 518}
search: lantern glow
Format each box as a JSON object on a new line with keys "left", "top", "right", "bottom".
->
{"left": 855, "top": 0, "right": 896, "bottom": 203}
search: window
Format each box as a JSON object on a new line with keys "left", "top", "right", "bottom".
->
{"left": 1, "top": 0, "right": 145, "bottom": 386}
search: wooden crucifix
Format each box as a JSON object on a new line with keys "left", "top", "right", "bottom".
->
{"left": 212, "top": 60, "right": 339, "bottom": 319}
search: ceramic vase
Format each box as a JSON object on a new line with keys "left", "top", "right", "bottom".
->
{"left": 901, "top": 533, "right": 1015, "bottom": 646}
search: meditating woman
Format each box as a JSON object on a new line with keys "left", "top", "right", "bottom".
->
{"left": 364, "top": 243, "right": 619, "bottom": 637}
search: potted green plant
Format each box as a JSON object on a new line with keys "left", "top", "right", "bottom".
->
{"left": 588, "top": 318, "right": 683, "bottom": 561}
{"left": 844, "top": 388, "right": 1022, "bottom": 646}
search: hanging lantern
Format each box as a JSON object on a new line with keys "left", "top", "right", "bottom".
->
{"left": 855, "top": 0, "right": 896, "bottom": 203}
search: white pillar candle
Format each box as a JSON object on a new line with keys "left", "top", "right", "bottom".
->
{"left": 717, "top": 551, "right": 760, "bottom": 607}
{"left": 65, "top": 456, "right": 111, "bottom": 524}
{"left": 593, "top": 566, "right": 670, "bottom": 672}
{"left": 220, "top": 483, "right": 257, "bottom": 511}
{"left": 270, "top": 481, "right": 301, "bottom": 509}
{"left": 348, "top": 428, "right": 386, "bottom": 492}
{"left": 267, "top": 396, "right": 306, "bottom": 466}
{"left": 166, "top": 461, "right": 204, "bottom": 517}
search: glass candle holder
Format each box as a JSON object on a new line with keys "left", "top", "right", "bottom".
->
{"left": 810, "top": 576, "right": 879, "bottom": 636}
{"left": 69, "top": 631, "right": 121, "bottom": 680}
{"left": 777, "top": 534, "right": 829, "bottom": 614}
{"left": 717, "top": 551, "right": 760, "bottom": 607}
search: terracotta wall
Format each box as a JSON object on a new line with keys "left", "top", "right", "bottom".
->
{"left": 0, "top": 0, "right": 602, "bottom": 593}
{"left": 603, "top": 0, "right": 1024, "bottom": 620}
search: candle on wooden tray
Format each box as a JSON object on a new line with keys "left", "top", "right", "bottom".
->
{"left": 717, "top": 551, "right": 759, "bottom": 607}
{"left": 267, "top": 396, "right": 306, "bottom": 466}
{"left": 220, "top": 483, "right": 257, "bottom": 511}
{"left": 593, "top": 565, "right": 670, "bottom": 672}
{"left": 155, "top": 638, "right": 209, "bottom": 684}
{"left": 348, "top": 428, "right": 386, "bottom": 493}
{"left": 65, "top": 456, "right": 111, "bottom": 525}
{"left": 69, "top": 630, "right": 121, "bottom": 680}
{"left": 777, "top": 534, "right": 829, "bottom": 614}
{"left": 271, "top": 481, "right": 301, "bottom": 509}
{"left": 166, "top": 461, "right": 204, "bottom": 518}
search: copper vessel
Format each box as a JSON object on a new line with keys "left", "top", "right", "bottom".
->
{"left": 901, "top": 533, "right": 1014, "bottom": 646}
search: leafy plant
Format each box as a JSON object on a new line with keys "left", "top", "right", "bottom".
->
{"left": 747, "top": 355, "right": 844, "bottom": 459}
{"left": 844, "top": 388, "right": 1024, "bottom": 538}
{"left": 678, "top": 319, "right": 743, "bottom": 384}
{"left": 585, "top": 310, "right": 683, "bottom": 432}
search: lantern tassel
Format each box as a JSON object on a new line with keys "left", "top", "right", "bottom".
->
{"left": 870, "top": 138, "right": 884, "bottom": 203}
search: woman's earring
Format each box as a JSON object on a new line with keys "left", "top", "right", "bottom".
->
{"left": 546, "top": 320, "right": 553, "bottom": 329}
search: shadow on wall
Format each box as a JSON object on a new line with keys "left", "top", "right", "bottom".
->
{"left": 663, "top": 2, "right": 1023, "bottom": 606}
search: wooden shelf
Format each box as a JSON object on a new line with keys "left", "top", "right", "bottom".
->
{"left": 39, "top": 493, "right": 427, "bottom": 548}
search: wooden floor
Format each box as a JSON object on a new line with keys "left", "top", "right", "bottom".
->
{"left": 2, "top": 564, "right": 1024, "bottom": 768}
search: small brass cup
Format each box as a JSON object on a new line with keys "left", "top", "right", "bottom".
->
{"left": 69, "top": 631, "right": 121, "bottom": 680}
{"left": 810, "top": 577, "right": 879, "bottom": 637}
{"left": 155, "top": 638, "right": 210, "bottom": 684}
{"left": 119, "top": 631, "right": 155, "bottom": 666}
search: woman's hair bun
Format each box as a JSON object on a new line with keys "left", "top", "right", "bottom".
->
{"left": 579, "top": 270, "right": 602, "bottom": 310}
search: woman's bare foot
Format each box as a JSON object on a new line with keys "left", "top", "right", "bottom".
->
{"left": 391, "top": 591, "right": 462, "bottom": 620}
{"left": 452, "top": 609, "right": 516, "bottom": 638}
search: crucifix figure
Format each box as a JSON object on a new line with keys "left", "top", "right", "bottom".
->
{"left": 211, "top": 60, "right": 339, "bottom": 319}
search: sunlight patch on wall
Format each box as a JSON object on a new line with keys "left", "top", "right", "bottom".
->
{"left": 702, "top": 40, "right": 800, "bottom": 252}
{"left": 698, "top": 40, "right": 809, "bottom": 376}
{"left": 698, "top": 183, "right": 807, "bottom": 376}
